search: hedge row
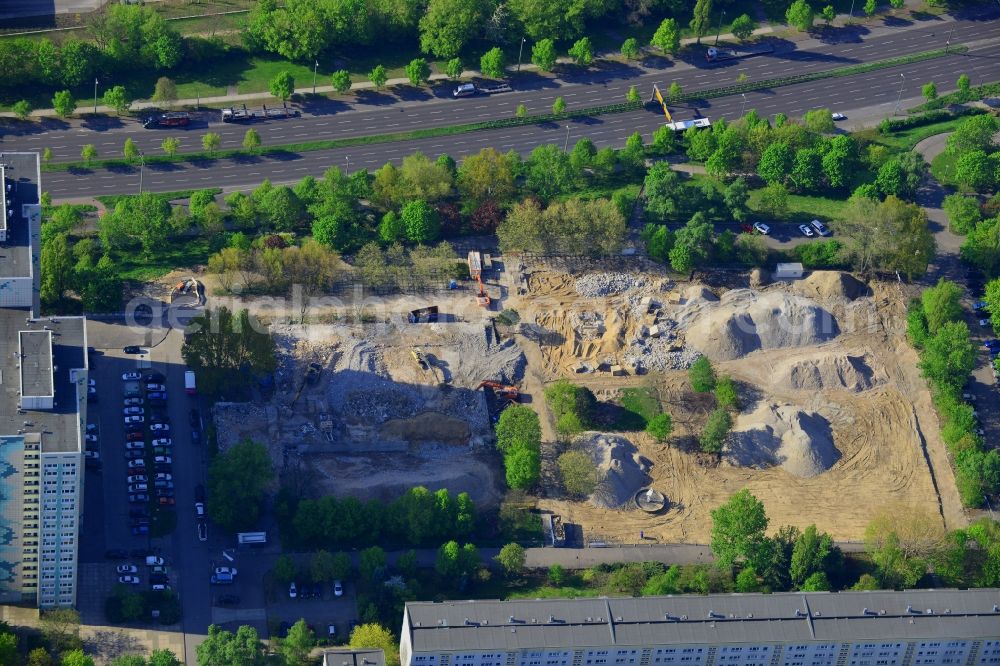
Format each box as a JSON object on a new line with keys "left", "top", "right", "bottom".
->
{"left": 878, "top": 107, "right": 986, "bottom": 134}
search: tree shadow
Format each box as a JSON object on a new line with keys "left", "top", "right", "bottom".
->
{"left": 909, "top": 10, "right": 943, "bottom": 21}
{"left": 506, "top": 71, "right": 561, "bottom": 91}
{"left": 392, "top": 85, "right": 434, "bottom": 102}
{"left": 569, "top": 116, "right": 605, "bottom": 127}
{"left": 147, "top": 162, "right": 185, "bottom": 173}
{"left": 882, "top": 15, "right": 913, "bottom": 27}
{"left": 639, "top": 54, "right": 675, "bottom": 70}
{"left": 296, "top": 95, "right": 353, "bottom": 117}
{"left": 352, "top": 90, "right": 398, "bottom": 107}
{"left": 80, "top": 116, "right": 129, "bottom": 132}
{"left": 815, "top": 24, "right": 871, "bottom": 44}
{"left": 263, "top": 150, "right": 301, "bottom": 162}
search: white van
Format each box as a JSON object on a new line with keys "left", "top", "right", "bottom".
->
{"left": 452, "top": 83, "right": 476, "bottom": 98}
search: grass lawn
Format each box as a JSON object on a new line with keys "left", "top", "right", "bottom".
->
{"left": 864, "top": 117, "right": 971, "bottom": 152}
{"left": 749, "top": 189, "right": 850, "bottom": 222}
{"left": 116, "top": 237, "right": 214, "bottom": 282}
{"left": 931, "top": 150, "right": 960, "bottom": 188}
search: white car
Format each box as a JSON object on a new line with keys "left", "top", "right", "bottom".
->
{"left": 155, "top": 473, "right": 173, "bottom": 481}
{"left": 117, "top": 564, "right": 138, "bottom": 574}
{"left": 146, "top": 383, "right": 166, "bottom": 392}
{"left": 215, "top": 566, "right": 237, "bottom": 576}
{"left": 798, "top": 224, "right": 815, "bottom": 237}
{"left": 84, "top": 450, "right": 100, "bottom": 460}
{"left": 128, "top": 483, "right": 148, "bottom": 492}
{"left": 127, "top": 460, "right": 146, "bottom": 469}
{"left": 88, "top": 379, "right": 97, "bottom": 387}
{"left": 123, "top": 407, "right": 144, "bottom": 416}
{"left": 126, "top": 475, "right": 148, "bottom": 484}
{"left": 87, "top": 423, "right": 98, "bottom": 431}
{"left": 980, "top": 318, "right": 990, "bottom": 327}
{"left": 154, "top": 456, "right": 173, "bottom": 464}
{"left": 122, "top": 372, "right": 142, "bottom": 381}
{"left": 118, "top": 575, "right": 140, "bottom": 585}
{"left": 124, "top": 397, "right": 144, "bottom": 406}
{"left": 85, "top": 434, "right": 98, "bottom": 443}
{"left": 289, "top": 582, "right": 297, "bottom": 598}
{"left": 831, "top": 112, "right": 847, "bottom": 121}
{"left": 150, "top": 423, "right": 170, "bottom": 433}
{"left": 124, "top": 415, "right": 144, "bottom": 425}
{"left": 151, "top": 583, "right": 171, "bottom": 591}
{"left": 151, "top": 438, "right": 172, "bottom": 447}
{"left": 125, "top": 441, "right": 146, "bottom": 450}
{"left": 198, "top": 521, "right": 208, "bottom": 542}
{"left": 753, "top": 222, "right": 770, "bottom": 235}
{"left": 334, "top": 580, "right": 343, "bottom": 597}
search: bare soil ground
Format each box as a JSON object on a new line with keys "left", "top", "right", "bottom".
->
{"left": 510, "top": 266, "right": 966, "bottom": 543}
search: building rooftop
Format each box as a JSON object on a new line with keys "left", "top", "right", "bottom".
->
{"left": 322, "top": 648, "right": 386, "bottom": 666}
{"left": 19, "top": 330, "right": 54, "bottom": 399}
{"left": 404, "top": 589, "right": 1000, "bottom": 650}
{"left": 0, "top": 153, "right": 40, "bottom": 280}
{"left": 0, "top": 310, "right": 86, "bottom": 453}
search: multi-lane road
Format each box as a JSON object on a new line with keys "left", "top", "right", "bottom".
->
{"left": 3, "top": 9, "right": 998, "bottom": 200}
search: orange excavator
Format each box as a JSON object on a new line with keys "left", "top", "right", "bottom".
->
{"left": 475, "top": 275, "right": 491, "bottom": 307}
{"left": 477, "top": 380, "right": 519, "bottom": 401}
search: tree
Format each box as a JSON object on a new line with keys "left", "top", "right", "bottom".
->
{"left": 957, "top": 73, "right": 970, "bottom": 94}
{"left": 280, "top": 620, "right": 315, "bottom": 666}
{"left": 545, "top": 379, "right": 595, "bottom": 435}
{"left": 206, "top": 438, "right": 273, "bottom": 532}
{"left": 182, "top": 306, "right": 277, "bottom": 395}
{"left": 650, "top": 18, "right": 680, "bottom": 54}
{"left": 41, "top": 233, "right": 75, "bottom": 305}
{"left": 242, "top": 129, "right": 261, "bottom": 153}
{"left": 419, "top": 0, "right": 491, "bottom": 59}
{"left": 714, "top": 376, "right": 739, "bottom": 410}
{"left": 820, "top": 5, "right": 835, "bottom": 23}
{"left": 790, "top": 524, "right": 839, "bottom": 587}
{"left": 700, "top": 407, "right": 732, "bottom": 454}
{"left": 921, "top": 279, "right": 964, "bottom": 335}
{"left": 646, "top": 413, "right": 673, "bottom": 442}
{"left": 202, "top": 132, "right": 221, "bottom": 155}
{"left": 61, "top": 650, "right": 94, "bottom": 666}
{"left": 620, "top": 37, "right": 639, "bottom": 60}
{"left": 495, "top": 406, "right": 541, "bottom": 454}
{"left": 731, "top": 14, "right": 755, "bottom": 40}
{"left": 922, "top": 81, "right": 938, "bottom": 102}
{"left": 668, "top": 81, "right": 682, "bottom": 100}
{"left": 161, "top": 136, "right": 180, "bottom": 157}
{"left": 459, "top": 148, "right": 516, "bottom": 203}
{"left": 102, "top": 85, "right": 131, "bottom": 115}
{"left": 690, "top": 0, "right": 713, "bottom": 42}
{"left": 147, "top": 650, "right": 181, "bottom": 666}
{"left": 53, "top": 90, "right": 76, "bottom": 117}
{"left": 529, "top": 38, "right": 558, "bottom": 71}
{"left": 401, "top": 199, "right": 440, "bottom": 243}
{"left": 369, "top": 64, "right": 388, "bottom": 89}
{"left": 310, "top": 550, "right": 346, "bottom": 583}
{"left": 689, "top": 356, "right": 716, "bottom": 392}
{"left": 269, "top": 71, "right": 296, "bottom": 100}
{"left": 331, "top": 70, "right": 352, "bottom": 94}
{"left": 954, "top": 150, "right": 995, "bottom": 192}
{"left": 558, "top": 449, "right": 597, "bottom": 496}
{"left": 400, "top": 58, "right": 431, "bottom": 87}
{"left": 29, "top": 648, "right": 55, "bottom": 666}
{"left": 13, "top": 99, "right": 32, "bottom": 120}
{"left": 947, "top": 114, "right": 998, "bottom": 155}
{"left": 43, "top": 147, "right": 53, "bottom": 163}
{"left": 349, "top": 624, "right": 399, "bottom": 666}
{"left": 505, "top": 444, "right": 541, "bottom": 489}
{"left": 273, "top": 554, "right": 297, "bottom": 584}
{"left": 919, "top": 320, "right": 975, "bottom": 393}
{"left": 944, "top": 193, "right": 982, "bottom": 235}
{"left": 480, "top": 47, "right": 505, "bottom": 78}
{"left": 515, "top": 103, "right": 528, "bottom": 118}
{"left": 40, "top": 608, "right": 82, "bottom": 655}
{"left": 445, "top": 58, "right": 464, "bottom": 79}
{"left": 196, "top": 625, "right": 266, "bottom": 666}
{"left": 0, "top": 633, "right": 17, "bottom": 666}
{"left": 568, "top": 37, "right": 593, "bottom": 66}
{"left": 80, "top": 144, "right": 97, "bottom": 165}
{"left": 786, "top": 0, "right": 814, "bottom": 30}
{"left": 803, "top": 108, "right": 835, "bottom": 134}
{"left": 758, "top": 182, "right": 789, "bottom": 218}
{"left": 360, "top": 546, "right": 387, "bottom": 582}
{"left": 711, "top": 490, "right": 771, "bottom": 574}
{"left": 525, "top": 144, "right": 575, "bottom": 200}
{"left": 864, "top": 0, "right": 877, "bottom": 16}
{"left": 152, "top": 76, "right": 177, "bottom": 106}
{"left": 496, "top": 542, "right": 526, "bottom": 576}
{"left": 757, "top": 142, "right": 794, "bottom": 185}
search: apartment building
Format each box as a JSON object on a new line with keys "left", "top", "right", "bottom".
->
{"left": 401, "top": 589, "right": 1000, "bottom": 666}
{"left": 0, "top": 152, "right": 88, "bottom": 608}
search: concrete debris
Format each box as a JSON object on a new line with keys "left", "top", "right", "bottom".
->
{"left": 575, "top": 273, "right": 649, "bottom": 297}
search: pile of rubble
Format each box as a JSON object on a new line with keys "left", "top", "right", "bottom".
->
{"left": 575, "top": 273, "right": 648, "bottom": 297}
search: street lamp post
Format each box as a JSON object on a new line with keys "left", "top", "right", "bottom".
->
{"left": 313, "top": 60, "right": 319, "bottom": 94}
{"left": 714, "top": 10, "right": 726, "bottom": 46}
{"left": 849, "top": 0, "right": 855, "bottom": 21}
{"left": 345, "top": 155, "right": 350, "bottom": 174}
{"left": 739, "top": 93, "right": 748, "bottom": 117}
{"left": 893, "top": 73, "right": 906, "bottom": 115}
{"left": 945, "top": 26, "right": 955, "bottom": 53}
{"left": 93, "top": 78, "right": 99, "bottom": 115}
{"left": 517, "top": 37, "right": 527, "bottom": 72}
{"left": 138, "top": 152, "right": 145, "bottom": 194}
{"left": 564, "top": 125, "right": 570, "bottom": 152}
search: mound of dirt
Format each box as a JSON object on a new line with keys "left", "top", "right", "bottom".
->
{"left": 575, "top": 433, "right": 651, "bottom": 509}
{"left": 796, "top": 271, "right": 869, "bottom": 301}
{"left": 726, "top": 404, "right": 840, "bottom": 478}
{"left": 683, "top": 285, "right": 718, "bottom": 303}
{"left": 771, "top": 352, "right": 884, "bottom": 392}
{"left": 684, "top": 290, "right": 839, "bottom": 361}
{"left": 380, "top": 412, "right": 471, "bottom": 445}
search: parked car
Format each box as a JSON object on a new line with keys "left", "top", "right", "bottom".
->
{"left": 129, "top": 508, "right": 149, "bottom": 519}
{"left": 123, "top": 346, "right": 142, "bottom": 354}
{"left": 195, "top": 502, "right": 205, "bottom": 518}
{"left": 123, "top": 407, "right": 144, "bottom": 416}
{"left": 155, "top": 489, "right": 175, "bottom": 498}
{"left": 191, "top": 429, "right": 202, "bottom": 445}
{"left": 126, "top": 475, "right": 147, "bottom": 484}
{"left": 198, "top": 521, "right": 208, "bottom": 542}
{"left": 123, "top": 397, "right": 144, "bottom": 407}
{"left": 127, "top": 460, "right": 146, "bottom": 470}
{"left": 128, "top": 483, "right": 148, "bottom": 493}
{"left": 148, "top": 391, "right": 167, "bottom": 401}
{"left": 797, "top": 224, "right": 815, "bottom": 237}
{"left": 151, "top": 438, "right": 172, "bottom": 447}
{"left": 122, "top": 371, "right": 142, "bottom": 381}
{"left": 146, "top": 383, "right": 166, "bottom": 392}
{"left": 131, "top": 525, "right": 149, "bottom": 536}
{"left": 124, "top": 415, "right": 144, "bottom": 425}
{"left": 288, "top": 582, "right": 297, "bottom": 598}
{"left": 84, "top": 451, "right": 100, "bottom": 460}
{"left": 153, "top": 446, "right": 171, "bottom": 456}
{"left": 158, "top": 497, "right": 176, "bottom": 506}
{"left": 753, "top": 222, "right": 770, "bottom": 235}
{"left": 973, "top": 300, "right": 988, "bottom": 312}
{"left": 125, "top": 441, "right": 146, "bottom": 450}
{"left": 151, "top": 584, "right": 172, "bottom": 591}
{"left": 150, "top": 423, "right": 170, "bottom": 433}
{"left": 128, "top": 493, "right": 149, "bottom": 503}
{"left": 155, "top": 473, "right": 173, "bottom": 481}
{"left": 118, "top": 575, "right": 140, "bottom": 584}
{"left": 124, "top": 450, "right": 145, "bottom": 460}
{"left": 154, "top": 456, "right": 172, "bottom": 464}
{"left": 126, "top": 431, "right": 145, "bottom": 442}
{"left": 328, "top": 624, "right": 336, "bottom": 637}
{"left": 116, "top": 564, "right": 138, "bottom": 574}
{"left": 334, "top": 580, "right": 343, "bottom": 597}
{"left": 85, "top": 433, "right": 98, "bottom": 444}
{"left": 810, "top": 219, "right": 831, "bottom": 237}
{"left": 144, "top": 372, "right": 166, "bottom": 383}
{"left": 149, "top": 574, "right": 169, "bottom": 584}
{"left": 831, "top": 112, "right": 847, "bottom": 121}
{"left": 154, "top": 480, "right": 174, "bottom": 490}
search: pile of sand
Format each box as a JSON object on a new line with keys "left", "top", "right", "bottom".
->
{"left": 771, "top": 352, "right": 884, "bottom": 393}
{"left": 683, "top": 290, "right": 839, "bottom": 361}
{"left": 725, "top": 404, "right": 840, "bottom": 478}
{"left": 795, "top": 271, "right": 869, "bottom": 302}
{"left": 575, "top": 433, "right": 651, "bottom": 509}
{"left": 683, "top": 285, "right": 718, "bottom": 303}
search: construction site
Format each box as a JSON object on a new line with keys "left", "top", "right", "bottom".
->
{"left": 211, "top": 253, "right": 966, "bottom": 543}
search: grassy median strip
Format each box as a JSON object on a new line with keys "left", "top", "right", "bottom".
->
{"left": 42, "top": 46, "right": 963, "bottom": 173}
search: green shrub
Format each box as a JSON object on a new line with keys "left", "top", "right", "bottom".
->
{"left": 689, "top": 356, "right": 716, "bottom": 393}
{"left": 545, "top": 380, "right": 596, "bottom": 436}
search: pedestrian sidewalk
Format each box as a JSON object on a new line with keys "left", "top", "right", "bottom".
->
{"left": 1, "top": 3, "right": 961, "bottom": 120}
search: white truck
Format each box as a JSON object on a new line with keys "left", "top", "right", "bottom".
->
{"left": 184, "top": 370, "right": 196, "bottom": 396}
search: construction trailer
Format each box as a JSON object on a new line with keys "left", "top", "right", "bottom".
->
{"left": 408, "top": 305, "right": 439, "bottom": 323}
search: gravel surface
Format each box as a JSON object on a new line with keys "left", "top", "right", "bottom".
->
{"left": 575, "top": 273, "right": 649, "bottom": 297}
